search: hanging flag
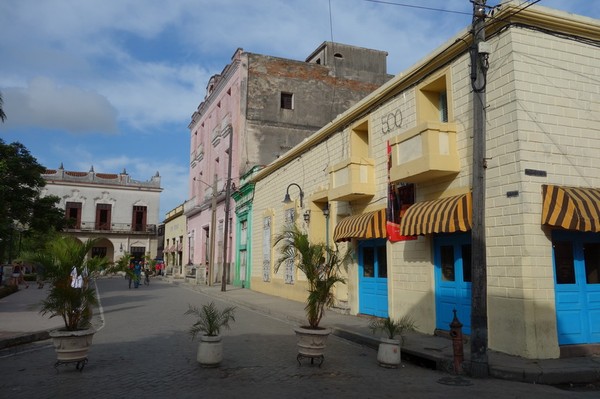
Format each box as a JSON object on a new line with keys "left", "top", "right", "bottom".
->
{"left": 386, "top": 140, "right": 416, "bottom": 242}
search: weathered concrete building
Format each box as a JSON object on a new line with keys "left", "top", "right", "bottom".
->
{"left": 185, "top": 42, "right": 392, "bottom": 287}
{"left": 41, "top": 165, "right": 162, "bottom": 263}
{"left": 250, "top": 2, "right": 600, "bottom": 360}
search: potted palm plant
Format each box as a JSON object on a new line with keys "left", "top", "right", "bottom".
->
{"left": 21, "top": 235, "right": 109, "bottom": 371}
{"left": 275, "top": 226, "right": 350, "bottom": 366}
{"left": 369, "top": 315, "right": 416, "bottom": 368}
{"left": 185, "top": 301, "right": 236, "bottom": 367}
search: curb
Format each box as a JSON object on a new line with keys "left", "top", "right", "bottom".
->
{"left": 0, "top": 330, "right": 50, "bottom": 350}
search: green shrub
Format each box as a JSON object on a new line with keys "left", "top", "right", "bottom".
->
{"left": 0, "top": 284, "right": 18, "bottom": 299}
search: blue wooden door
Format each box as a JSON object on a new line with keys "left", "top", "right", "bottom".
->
{"left": 358, "top": 239, "right": 388, "bottom": 317}
{"left": 553, "top": 231, "right": 600, "bottom": 345}
{"left": 434, "top": 233, "right": 472, "bottom": 334}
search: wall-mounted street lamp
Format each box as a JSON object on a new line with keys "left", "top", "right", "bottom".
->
{"left": 119, "top": 243, "right": 123, "bottom": 253}
{"left": 282, "top": 183, "right": 304, "bottom": 208}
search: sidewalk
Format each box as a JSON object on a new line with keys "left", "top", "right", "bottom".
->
{"left": 1, "top": 277, "right": 599, "bottom": 386}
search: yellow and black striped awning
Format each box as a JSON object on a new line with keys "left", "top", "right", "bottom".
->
{"left": 541, "top": 184, "right": 600, "bottom": 232}
{"left": 400, "top": 193, "right": 472, "bottom": 236}
{"left": 333, "top": 209, "right": 387, "bottom": 242}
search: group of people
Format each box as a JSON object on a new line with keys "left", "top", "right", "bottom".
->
{"left": 6, "top": 262, "right": 45, "bottom": 289}
{"left": 127, "top": 260, "right": 152, "bottom": 289}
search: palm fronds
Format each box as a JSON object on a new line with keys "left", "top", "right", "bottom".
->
{"left": 185, "top": 302, "right": 236, "bottom": 338}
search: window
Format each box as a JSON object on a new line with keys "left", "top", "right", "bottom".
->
{"left": 130, "top": 246, "right": 145, "bottom": 262}
{"left": 439, "top": 92, "right": 448, "bottom": 122}
{"left": 262, "top": 216, "right": 272, "bottom": 282}
{"left": 280, "top": 92, "right": 293, "bottom": 110}
{"left": 92, "top": 247, "right": 107, "bottom": 258}
{"left": 95, "top": 204, "right": 111, "bottom": 230}
{"left": 65, "top": 202, "right": 82, "bottom": 229}
{"left": 440, "top": 245, "right": 455, "bottom": 281}
{"left": 584, "top": 243, "right": 600, "bottom": 284}
{"left": 417, "top": 69, "right": 452, "bottom": 123}
{"left": 240, "top": 219, "right": 248, "bottom": 246}
{"left": 554, "top": 241, "right": 575, "bottom": 284}
{"left": 284, "top": 208, "right": 295, "bottom": 284}
{"left": 204, "top": 227, "right": 210, "bottom": 264}
{"left": 132, "top": 206, "right": 147, "bottom": 232}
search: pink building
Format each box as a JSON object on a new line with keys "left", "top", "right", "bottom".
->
{"left": 185, "top": 43, "right": 390, "bottom": 286}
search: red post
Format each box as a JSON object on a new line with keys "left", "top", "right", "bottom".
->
{"left": 450, "top": 309, "right": 464, "bottom": 374}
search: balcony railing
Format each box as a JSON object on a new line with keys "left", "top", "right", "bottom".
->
{"left": 64, "top": 222, "right": 157, "bottom": 234}
{"left": 328, "top": 156, "right": 375, "bottom": 201}
{"left": 389, "top": 121, "right": 459, "bottom": 183}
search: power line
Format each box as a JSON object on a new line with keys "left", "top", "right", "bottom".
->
{"left": 363, "top": 0, "right": 471, "bottom": 16}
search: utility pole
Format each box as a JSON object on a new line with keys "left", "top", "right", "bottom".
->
{"left": 221, "top": 126, "right": 234, "bottom": 292}
{"left": 470, "top": 0, "right": 489, "bottom": 378}
{"left": 208, "top": 175, "right": 217, "bottom": 286}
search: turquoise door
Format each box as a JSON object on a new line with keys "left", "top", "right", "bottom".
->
{"left": 358, "top": 239, "right": 388, "bottom": 317}
{"left": 553, "top": 231, "right": 600, "bottom": 345}
{"left": 434, "top": 233, "right": 472, "bottom": 334}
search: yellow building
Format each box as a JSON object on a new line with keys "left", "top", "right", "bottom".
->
{"left": 163, "top": 204, "right": 186, "bottom": 277}
{"left": 250, "top": 2, "right": 600, "bottom": 359}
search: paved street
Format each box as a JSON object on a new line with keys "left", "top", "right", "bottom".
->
{"left": 0, "top": 277, "right": 597, "bottom": 398}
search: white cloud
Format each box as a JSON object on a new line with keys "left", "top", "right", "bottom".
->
{"left": 2, "top": 0, "right": 599, "bottom": 220}
{"left": 1, "top": 77, "right": 118, "bottom": 133}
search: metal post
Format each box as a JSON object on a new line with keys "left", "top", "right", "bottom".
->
{"left": 470, "top": 0, "right": 489, "bottom": 378}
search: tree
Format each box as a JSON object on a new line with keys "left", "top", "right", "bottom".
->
{"left": 0, "top": 91, "right": 6, "bottom": 122}
{"left": 0, "top": 138, "right": 65, "bottom": 262}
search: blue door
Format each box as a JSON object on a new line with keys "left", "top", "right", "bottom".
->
{"left": 553, "top": 231, "right": 600, "bottom": 345}
{"left": 358, "top": 239, "right": 388, "bottom": 317}
{"left": 434, "top": 233, "right": 472, "bottom": 334}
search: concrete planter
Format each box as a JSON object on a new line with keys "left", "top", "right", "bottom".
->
{"left": 294, "top": 326, "right": 331, "bottom": 366}
{"left": 49, "top": 328, "right": 95, "bottom": 371}
{"left": 197, "top": 335, "right": 223, "bottom": 367}
{"left": 376, "top": 337, "right": 402, "bottom": 368}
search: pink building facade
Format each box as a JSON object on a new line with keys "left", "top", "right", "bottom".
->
{"left": 185, "top": 43, "right": 391, "bottom": 285}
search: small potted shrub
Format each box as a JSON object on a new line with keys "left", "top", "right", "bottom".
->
{"left": 21, "top": 235, "right": 109, "bottom": 370}
{"left": 369, "top": 315, "right": 416, "bottom": 368}
{"left": 185, "top": 301, "right": 236, "bottom": 367}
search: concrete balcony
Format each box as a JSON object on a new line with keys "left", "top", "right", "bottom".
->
{"left": 328, "top": 156, "right": 375, "bottom": 201}
{"left": 389, "top": 121, "right": 459, "bottom": 183}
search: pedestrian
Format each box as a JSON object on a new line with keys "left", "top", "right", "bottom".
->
{"left": 133, "top": 261, "right": 142, "bottom": 288}
{"left": 35, "top": 263, "right": 45, "bottom": 289}
{"left": 127, "top": 261, "right": 134, "bottom": 289}
{"left": 11, "top": 262, "right": 29, "bottom": 289}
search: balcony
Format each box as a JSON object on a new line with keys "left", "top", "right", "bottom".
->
{"left": 64, "top": 222, "right": 157, "bottom": 234}
{"left": 328, "top": 156, "right": 375, "bottom": 201}
{"left": 389, "top": 121, "right": 459, "bottom": 183}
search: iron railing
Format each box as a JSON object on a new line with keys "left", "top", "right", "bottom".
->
{"left": 64, "top": 222, "right": 157, "bottom": 234}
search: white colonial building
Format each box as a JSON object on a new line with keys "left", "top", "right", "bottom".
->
{"left": 41, "top": 164, "right": 162, "bottom": 263}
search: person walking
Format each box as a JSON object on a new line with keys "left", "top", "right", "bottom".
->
{"left": 35, "top": 264, "right": 45, "bottom": 289}
{"left": 11, "top": 262, "right": 29, "bottom": 289}
{"left": 133, "top": 261, "right": 142, "bottom": 288}
{"left": 127, "top": 261, "right": 134, "bottom": 289}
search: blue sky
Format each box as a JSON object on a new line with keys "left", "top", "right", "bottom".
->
{"left": 1, "top": 0, "right": 598, "bottom": 219}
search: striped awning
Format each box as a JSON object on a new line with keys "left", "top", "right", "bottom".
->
{"left": 333, "top": 209, "right": 387, "bottom": 242}
{"left": 400, "top": 193, "right": 472, "bottom": 236}
{"left": 541, "top": 184, "right": 600, "bottom": 232}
